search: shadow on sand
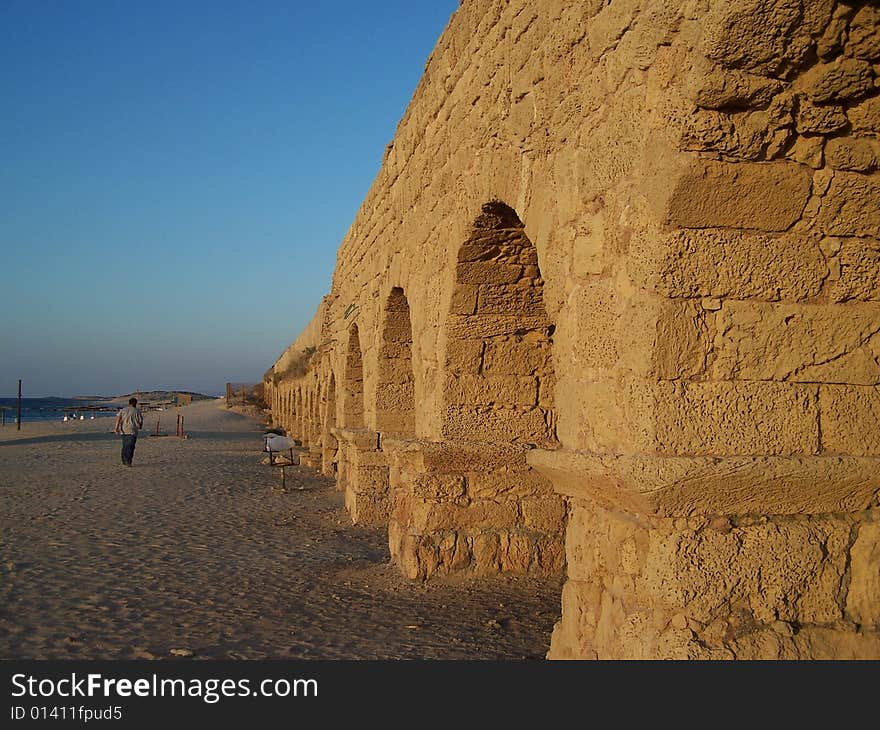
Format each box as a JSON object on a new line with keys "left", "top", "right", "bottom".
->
{"left": 0, "top": 431, "right": 118, "bottom": 448}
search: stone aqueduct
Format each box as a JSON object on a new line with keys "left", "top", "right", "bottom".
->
{"left": 265, "top": 0, "right": 880, "bottom": 659}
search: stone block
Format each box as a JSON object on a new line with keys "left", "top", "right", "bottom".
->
{"left": 710, "top": 302, "right": 880, "bottom": 384}
{"left": 425, "top": 501, "right": 521, "bottom": 532}
{"left": 666, "top": 159, "right": 812, "bottom": 231}
{"left": 381, "top": 342, "right": 411, "bottom": 360}
{"left": 476, "top": 282, "right": 547, "bottom": 316}
{"left": 620, "top": 296, "right": 708, "bottom": 380}
{"left": 795, "top": 99, "right": 848, "bottom": 134}
{"left": 378, "top": 358, "right": 414, "bottom": 385}
{"left": 352, "top": 448, "right": 385, "bottom": 470}
{"left": 442, "top": 405, "right": 555, "bottom": 446}
{"left": 585, "top": 0, "right": 638, "bottom": 57}
{"left": 498, "top": 532, "right": 534, "bottom": 573}
{"left": 482, "top": 340, "right": 553, "bottom": 376}
{"left": 444, "top": 339, "right": 483, "bottom": 375}
{"left": 820, "top": 385, "right": 880, "bottom": 456}
{"left": 564, "top": 377, "right": 638, "bottom": 453}
{"left": 817, "top": 172, "right": 880, "bottom": 238}
{"left": 825, "top": 138, "right": 877, "bottom": 173}
{"left": 537, "top": 534, "right": 566, "bottom": 573}
{"left": 411, "top": 473, "right": 466, "bottom": 502}
{"left": 375, "top": 382, "right": 415, "bottom": 409}
{"left": 396, "top": 533, "right": 422, "bottom": 581}
{"left": 416, "top": 539, "right": 441, "bottom": 578}
{"left": 382, "top": 315, "right": 413, "bottom": 342}
{"left": 786, "top": 135, "right": 824, "bottom": 169}
{"left": 700, "top": 0, "right": 813, "bottom": 76}
{"left": 845, "top": 5, "right": 880, "bottom": 60}
{"left": 630, "top": 228, "right": 827, "bottom": 301}
{"left": 847, "top": 96, "right": 880, "bottom": 136}
{"left": 444, "top": 373, "right": 538, "bottom": 407}
{"left": 446, "top": 314, "right": 551, "bottom": 339}
{"left": 829, "top": 239, "right": 880, "bottom": 302}
{"left": 846, "top": 521, "right": 880, "bottom": 628}
{"left": 570, "top": 209, "right": 606, "bottom": 277}
{"left": 333, "top": 428, "right": 379, "bottom": 449}
{"left": 551, "top": 578, "right": 603, "bottom": 659}
{"left": 411, "top": 441, "right": 529, "bottom": 473}
{"left": 802, "top": 58, "right": 875, "bottom": 103}
{"left": 347, "top": 491, "right": 390, "bottom": 526}
{"left": 432, "top": 533, "right": 462, "bottom": 573}
{"left": 816, "top": 2, "right": 849, "bottom": 58}
{"left": 520, "top": 495, "right": 568, "bottom": 532}
{"left": 353, "top": 465, "right": 389, "bottom": 494}
{"left": 689, "top": 64, "right": 782, "bottom": 110}
{"left": 457, "top": 241, "right": 503, "bottom": 262}
{"left": 568, "top": 279, "right": 620, "bottom": 369}
{"left": 449, "top": 285, "right": 478, "bottom": 315}
{"left": 472, "top": 532, "right": 501, "bottom": 575}
{"left": 375, "top": 411, "right": 414, "bottom": 435}
{"left": 650, "top": 381, "right": 820, "bottom": 456}
{"left": 456, "top": 261, "right": 523, "bottom": 284}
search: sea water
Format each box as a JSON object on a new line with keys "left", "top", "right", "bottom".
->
{"left": 0, "top": 397, "right": 118, "bottom": 424}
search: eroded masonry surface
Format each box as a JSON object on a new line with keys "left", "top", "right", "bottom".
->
{"left": 266, "top": 0, "right": 880, "bottom": 659}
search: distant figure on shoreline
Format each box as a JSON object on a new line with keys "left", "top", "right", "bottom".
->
{"left": 114, "top": 397, "right": 144, "bottom": 467}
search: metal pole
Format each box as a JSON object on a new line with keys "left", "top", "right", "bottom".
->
{"left": 17, "top": 379, "right": 22, "bottom": 431}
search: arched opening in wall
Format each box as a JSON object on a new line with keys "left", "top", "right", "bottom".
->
{"left": 303, "top": 383, "right": 315, "bottom": 446}
{"left": 376, "top": 287, "right": 415, "bottom": 436}
{"left": 343, "top": 323, "right": 365, "bottom": 429}
{"left": 390, "top": 200, "right": 564, "bottom": 584}
{"left": 309, "top": 377, "right": 323, "bottom": 462}
{"left": 296, "top": 387, "right": 305, "bottom": 443}
{"left": 322, "top": 372, "right": 338, "bottom": 475}
{"left": 443, "top": 201, "right": 557, "bottom": 446}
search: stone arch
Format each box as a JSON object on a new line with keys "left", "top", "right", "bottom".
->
{"left": 442, "top": 201, "right": 557, "bottom": 447}
{"left": 388, "top": 201, "right": 565, "bottom": 580}
{"left": 322, "top": 371, "right": 338, "bottom": 475}
{"left": 343, "top": 323, "right": 365, "bottom": 429}
{"left": 308, "top": 375, "right": 323, "bottom": 465}
{"left": 296, "top": 387, "right": 305, "bottom": 443}
{"left": 376, "top": 287, "right": 415, "bottom": 436}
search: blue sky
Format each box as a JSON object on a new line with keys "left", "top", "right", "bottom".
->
{"left": 0, "top": 0, "right": 457, "bottom": 397}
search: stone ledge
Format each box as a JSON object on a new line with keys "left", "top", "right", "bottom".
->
{"left": 331, "top": 428, "right": 380, "bottom": 450}
{"left": 380, "top": 437, "right": 534, "bottom": 471}
{"left": 527, "top": 449, "right": 880, "bottom": 517}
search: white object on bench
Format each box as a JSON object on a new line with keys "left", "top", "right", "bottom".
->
{"left": 264, "top": 434, "right": 297, "bottom": 452}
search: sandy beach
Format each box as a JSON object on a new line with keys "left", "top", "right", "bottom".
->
{"left": 0, "top": 399, "right": 560, "bottom": 660}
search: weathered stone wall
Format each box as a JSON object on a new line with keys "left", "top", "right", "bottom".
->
{"left": 265, "top": 0, "right": 880, "bottom": 659}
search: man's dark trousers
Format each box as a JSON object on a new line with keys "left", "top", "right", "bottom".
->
{"left": 121, "top": 434, "right": 137, "bottom": 465}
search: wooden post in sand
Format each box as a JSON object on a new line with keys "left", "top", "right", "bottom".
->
{"left": 17, "top": 379, "right": 21, "bottom": 431}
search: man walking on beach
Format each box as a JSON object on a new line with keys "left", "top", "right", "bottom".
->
{"left": 114, "top": 397, "right": 144, "bottom": 466}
